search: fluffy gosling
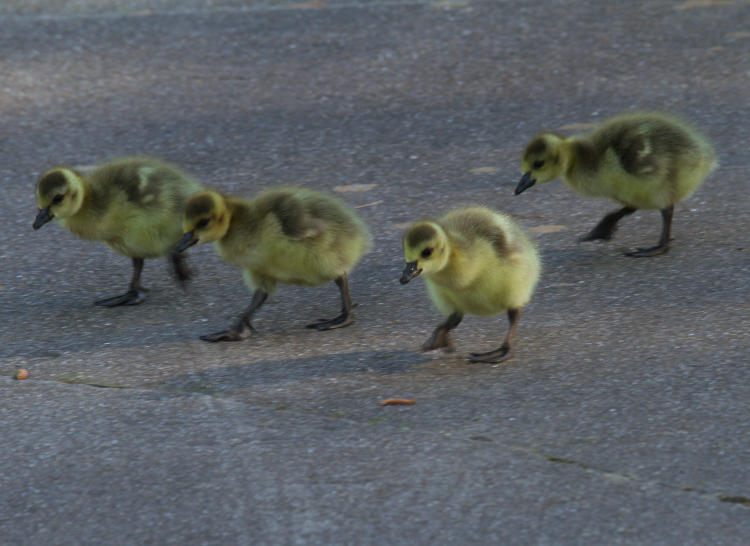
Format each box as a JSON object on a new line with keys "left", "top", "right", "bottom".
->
{"left": 33, "top": 157, "right": 203, "bottom": 305}
{"left": 516, "top": 112, "right": 717, "bottom": 257}
{"left": 177, "top": 187, "right": 370, "bottom": 342}
{"left": 400, "top": 206, "right": 540, "bottom": 363}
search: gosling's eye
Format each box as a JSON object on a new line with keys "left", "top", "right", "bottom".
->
{"left": 196, "top": 218, "right": 210, "bottom": 229}
{"left": 532, "top": 160, "right": 545, "bottom": 169}
{"left": 421, "top": 248, "right": 433, "bottom": 259}
{"left": 51, "top": 194, "right": 64, "bottom": 205}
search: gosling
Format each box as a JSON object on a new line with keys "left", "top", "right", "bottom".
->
{"left": 176, "top": 187, "right": 370, "bottom": 342}
{"left": 400, "top": 206, "right": 540, "bottom": 363}
{"left": 33, "top": 157, "right": 203, "bottom": 306}
{"left": 516, "top": 112, "right": 717, "bottom": 257}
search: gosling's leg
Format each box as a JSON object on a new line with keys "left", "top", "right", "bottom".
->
{"left": 470, "top": 308, "right": 520, "bottom": 364}
{"left": 625, "top": 205, "right": 673, "bottom": 257}
{"left": 95, "top": 257, "right": 149, "bottom": 306}
{"left": 201, "top": 289, "right": 268, "bottom": 342}
{"left": 306, "top": 273, "right": 354, "bottom": 330}
{"left": 422, "top": 312, "right": 464, "bottom": 352}
{"left": 170, "top": 252, "right": 191, "bottom": 289}
{"left": 580, "top": 206, "right": 636, "bottom": 242}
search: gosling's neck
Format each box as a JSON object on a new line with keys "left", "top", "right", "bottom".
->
{"left": 426, "top": 235, "right": 469, "bottom": 286}
{"left": 59, "top": 174, "right": 95, "bottom": 229}
{"left": 218, "top": 197, "right": 250, "bottom": 243}
{"left": 558, "top": 138, "right": 580, "bottom": 177}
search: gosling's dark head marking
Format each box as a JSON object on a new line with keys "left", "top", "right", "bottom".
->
{"left": 185, "top": 194, "right": 216, "bottom": 218}
{"left": 524, "top": 137, "right": 547, "bottom": 157}
{"left": 405, "top": 223, "right": 438, "bottom": 249}
{"left": 37, "top": 170, "right": 69, "bottom": 199}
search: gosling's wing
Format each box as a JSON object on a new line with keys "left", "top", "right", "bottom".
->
{"left": 606, "top": 117, "right": 698, "bottom": 177}
{"left": 470, "top": 218, "right": 509, "bottom": 259}
{"left": 91, "top": 158, "right": 200, "bottom": 213}
{"left": 608, "top": 125, "right": 668, "bottom": 176}
{"left": 444, "top": 208, "right": 510, "bottom": 259}
{"left": 258, "top": 190, "right": 325, "bottom": 240}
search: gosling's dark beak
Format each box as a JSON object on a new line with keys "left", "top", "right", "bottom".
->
{"left": 515, "top": 172, "right": 536, "bottom": 195}
{"left": 33, "top": 207, "right": 53, "bottom": 230}
{"left": 400, "top": 261, "right": 422, "bottom": 284}
{"left": 176, "top": 231, "right": 199, "bottom": 252}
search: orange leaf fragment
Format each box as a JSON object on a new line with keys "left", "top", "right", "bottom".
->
{"left": 529, "top": 224, "right": 567, "bottom": 234}
{"left": 380, "top": 398, "right": 416, "bottom": 406}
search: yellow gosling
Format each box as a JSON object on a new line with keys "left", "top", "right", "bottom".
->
{"left": 516, "top": 112, "right": 717, "bottom": 257}
{"left": 33, "top": 157, "right": 203, "bottom": 305}
{"left": 177, "top": 187, "right": 371, "bottom": 342}
{"left": 400, "top": 206, "right": 540, "bottom": 363}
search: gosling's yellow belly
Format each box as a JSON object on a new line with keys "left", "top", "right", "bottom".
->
{"left": 65, "top": 217, "right": 182, "bottom": 258}
{"left": 220, "top": 244, "right": 340, "bottom": 290}
{"left": 567, "top": 156, "right": 713, "bottom": 210}
{"left": 425, "top": 252, "right": 540, "bottom": 317}
{"left": 427, "top": 278, "right": 519, "bottom": 317}
{"left": 567, "top": 173, "right": 672, "bottom": 210}
{"left": 252, "top": 261, "right": 329, "bottom": 287}
{"left": 105, "top": 229, "right": 183, "bottom": 258}
{"left": 442, "top": 287, "right": 506, "bottom": 316}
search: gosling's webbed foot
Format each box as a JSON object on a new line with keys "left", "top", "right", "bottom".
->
{"left": 624, "top": 244, "right": 670, "bottom": 258}
{"left": 305, "top": 312, "right": 353, "bottom": 331}
{"left": 200, "top": 329, "right": 246, "bottom": 342}
{"left": 469, "top": 343, "right": 512, "bottom": 364}
{"left": 95, "top": 288, "right": 149, "bottom": 307}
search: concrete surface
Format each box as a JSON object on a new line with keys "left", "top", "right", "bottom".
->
{"left": 1, "top": 0, "right": 749, "bottom": 544}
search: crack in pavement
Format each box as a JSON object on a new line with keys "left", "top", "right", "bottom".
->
{"left": 520, "top": 445, "right": 750, "bottom": 510}
{"left": 0, "top": 0, "right": 454, "bottom": 22}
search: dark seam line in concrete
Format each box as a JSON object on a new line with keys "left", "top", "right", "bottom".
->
{"left": 55, "top": 379, "right": 130, "bottom": 389}
{"left": 520, "top": 446, "right": 750, "bottom": 510}
{"left": 717, "top": 495, "right": 750, "bottom": 507}
{"left": 0, "top": 0, "right": 451, "bottom": 23}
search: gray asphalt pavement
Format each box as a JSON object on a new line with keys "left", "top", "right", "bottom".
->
{"left": 2, "top": 0, "right": 749, "bottom": 544}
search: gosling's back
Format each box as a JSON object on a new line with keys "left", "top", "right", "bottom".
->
{"left": 428, "top": 207, "right": 540, "bottom": 316}
{"left": 218, "top": 188, "right": 371, "bottom": 288}
{"left": 568, "top": 112, "right": 716, "bottom": 209}
{"left": 62, "top": 157, "right": 203, "bottom": 257}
